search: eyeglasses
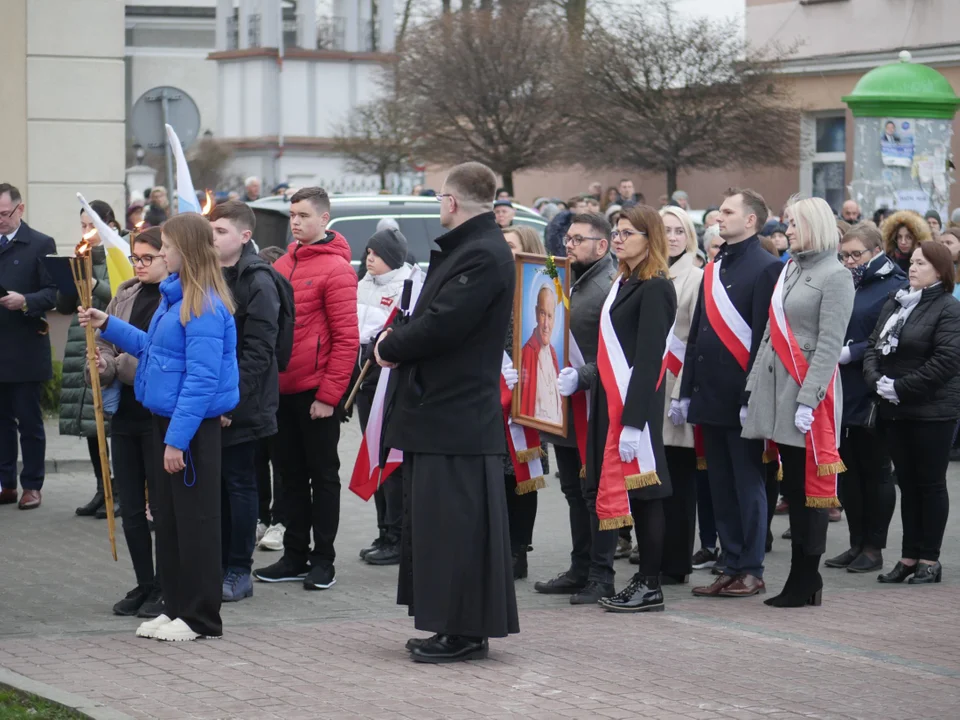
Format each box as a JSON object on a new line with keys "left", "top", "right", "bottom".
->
{"left": 838, "top": 249, "right": 870, "bottom": 262}
{"left": 610, "top": 229, "right": 647, "bottom": 241}
{"left": 564, "top": 234, "right": 604, "bottom": 246}
{"left": 129, "top": 254, "right": 159, "bottom": 267}
{"left": 435, "top": 193, "right": 455, "bottom": 203}
{"left": 0, "top": 204, "right": 23, "bottom": 220}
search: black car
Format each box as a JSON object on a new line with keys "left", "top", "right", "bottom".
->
{"left": 248, "top": 195, "right": 547, "bottom": 269}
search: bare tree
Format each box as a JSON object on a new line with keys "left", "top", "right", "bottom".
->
{"left": 395, "top": 2, "right": 569, "bottom": 195}
{"left": 332, "top": 94, "right": 418, "bottom": 191}
{"left": 188, "top": 137, "right": 235, "bottom": 192}
{"left": 571, "top": 1, "right": 800, "bottom": 196}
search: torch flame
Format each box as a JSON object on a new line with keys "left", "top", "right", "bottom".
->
{"left": 201, "top": 190, "right": 214, "bottom": 216}
{"left": 135, "top": 220, "right": 145, "bottom": 230}
{"left": 75, "top": 228, "right": 97, "bottom": 256}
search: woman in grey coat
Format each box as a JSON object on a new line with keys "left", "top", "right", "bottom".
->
{"left": 743, "top": 197, "right": 854, "bottom": 608}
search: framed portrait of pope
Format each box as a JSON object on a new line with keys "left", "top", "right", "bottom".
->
{"left": 511, "top": 253, "right": 570, "bottom": 436}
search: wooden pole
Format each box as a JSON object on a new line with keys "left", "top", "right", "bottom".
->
{"left": 344, "top": 359, "right": 372, "bottom": 412}
{"left": 73, "top": 251, "right": 118, "bottom": 561}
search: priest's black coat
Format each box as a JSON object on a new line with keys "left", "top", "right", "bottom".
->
{"left": 586, "top": 274, "right": 677, "bottom": 502}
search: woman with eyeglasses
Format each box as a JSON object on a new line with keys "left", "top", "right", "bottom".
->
{"left": 88, "top": 227, "right": 169, "bottom": 618}
{"left": 659, "top": 207, "right": 703, "bottom": 585}
{"left": 63, "top": 201, "right": 119, "bottom": 519}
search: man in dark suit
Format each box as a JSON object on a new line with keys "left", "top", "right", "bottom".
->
{"left": 0, "top": 183, "right": 58, "bottom": 509}
{"left": 375, "top": 162, "right": 519, "bottom": 663}
{"left": 679, "top": 188, "right": 781, "bottom": 598}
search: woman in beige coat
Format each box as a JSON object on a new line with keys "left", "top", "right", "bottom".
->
{"left": 743, "top": 198, "right": 854, "bottom": 608}
{"left": 660, "top": 207, "right": 704, "bottom": 583}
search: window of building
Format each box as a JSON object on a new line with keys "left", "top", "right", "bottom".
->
{"left": 800, "top": 113, "right": 847, "bottom": 216}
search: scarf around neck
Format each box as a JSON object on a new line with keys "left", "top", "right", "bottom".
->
{"left": 877, "top": 285, "right": 932, "bottom": 355}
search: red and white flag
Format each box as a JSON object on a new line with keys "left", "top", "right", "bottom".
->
{"left": 349, "top": 267, "right": 423, "bottom": 501}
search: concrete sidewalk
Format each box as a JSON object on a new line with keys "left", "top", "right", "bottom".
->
{"left": 15, "top": 419, "right": 95, "bottom": 475}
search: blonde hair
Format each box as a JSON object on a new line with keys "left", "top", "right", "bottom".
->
{"left": 503, "top": 225, "right": 546, "bottom": 255}
{"left": 659, "top": 206, "right": 698, "bottom": 256}
{"left": 161, "top": 213, "right": 235, "bottom": 325}
{"left": 786, "top": 197, "right": 840, "bottom": 254}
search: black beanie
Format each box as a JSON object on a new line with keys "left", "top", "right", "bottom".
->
{"left": 366, "top": 228, "right": 408, "bottom": 270}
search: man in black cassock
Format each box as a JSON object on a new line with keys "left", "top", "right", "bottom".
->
{"left": 375, "top": 161, "right": 519, "bottom": 663}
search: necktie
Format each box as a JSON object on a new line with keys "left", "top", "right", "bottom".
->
{"left": 0, "top": 236, "right": 8, "bottom": 249}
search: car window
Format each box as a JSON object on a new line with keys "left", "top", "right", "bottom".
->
{"left": 512, "top": 216, "right": 547, "bottom": 238}
{"left": 328, "top": 215, "right": 439, "bottom": 268}
{"left": 251, "top": 209, "right": 292, "bottom": 250}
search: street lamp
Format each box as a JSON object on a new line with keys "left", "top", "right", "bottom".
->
{"left": 134, "top": 143, "right": 145, "bottom": 166}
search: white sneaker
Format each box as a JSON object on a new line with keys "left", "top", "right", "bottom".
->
{"left": 136, "top": 614, "right": 172, "bottom": 639}
{"left": 154, "top": 618, "right": 200, "bottom": 642}
{"left": 259, "top": 524, "right": 284, "bottom": 551}
{"left": 256, "top": 521, "right": 267, "bottom": 544}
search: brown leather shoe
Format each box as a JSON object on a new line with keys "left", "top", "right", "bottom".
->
{"left": 828, "top": 507, "right": 843, "bottom": 522}
{"left": 0, "top": 488, "right": 18, "bottom": 504}
{"left": 18, "top": 489, "right": 41, "bottom": 510}
{"left": 691, "top": 574, "right": 736, "bottom": 597}
{"left": 718, "top": 574, "right": 766, "bottom": 597}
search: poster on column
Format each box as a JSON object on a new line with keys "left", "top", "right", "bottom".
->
{"left": 880, "top": 118, "right": 915, "bottom": 168}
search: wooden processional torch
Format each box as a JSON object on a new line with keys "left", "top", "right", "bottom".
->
{"left": 71, "top": 231, "right": 118, "bottom": 561}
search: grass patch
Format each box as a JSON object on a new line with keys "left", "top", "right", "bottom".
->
{"left": 0, "top": 689, "right": 85, "bottom": 720}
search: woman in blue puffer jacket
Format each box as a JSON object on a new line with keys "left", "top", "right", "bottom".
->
{"left": 79, "top": 213, "right": 239, "bottom": 642}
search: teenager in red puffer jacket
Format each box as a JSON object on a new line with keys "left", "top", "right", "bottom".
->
{"left": 253, "top": 187, "right": 359, "bottom": 592}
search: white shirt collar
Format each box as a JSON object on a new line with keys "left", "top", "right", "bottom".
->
{"left": 3, "top": 223, "right": 21, "bottom": 241}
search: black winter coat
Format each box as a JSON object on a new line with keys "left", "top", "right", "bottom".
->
{"left": 222, "top": 243, "right": 281, "bottom": 446}
{"left": 0, "top": 222, "right": 57, "bottom": 383}
{"left": 380, "top": 212, "right": 515, "bottom": 456}
{"left": 680, "top": 236, "right": 781, "bottom": 427}
{"left": 586, "top": 275, "right": 677, "bottom": 501}
{"left": 840, "top": 254, "right": 907, "bottom": 426}
{"left": 863, "top": 284, "right": 960, "bottom": 422}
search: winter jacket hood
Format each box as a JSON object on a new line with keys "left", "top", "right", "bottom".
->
{"left": 881, "top": 210, "right": 932, "bottom": 258}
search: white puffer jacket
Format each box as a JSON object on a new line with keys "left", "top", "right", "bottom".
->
{"left": 357, "top": 264, "right": 411, "bottom": 345}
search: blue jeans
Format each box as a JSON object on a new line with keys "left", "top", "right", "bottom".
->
{"left": 221, "top": 441, "right": 258, "bottom": 572}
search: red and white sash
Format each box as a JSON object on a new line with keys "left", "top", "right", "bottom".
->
{"left": 703, "top": 259, "right": 752, "bottom": 371}
{"left": 502, "top": 352, "right": 545, "bottom": 494}
{"left": 348, "top": 267, "right": 423, "bottom": 501}
{"left": 569, "top": 335, "right": 590, "bottom": 474}
{"left": 768, "top": 262, "right": 843, "bottom": 507}
{"left": 661, "top": 328, "right": 707, "bottom": 470}
{"left": 595, "top": 276, "right": 661, "bottom": 528}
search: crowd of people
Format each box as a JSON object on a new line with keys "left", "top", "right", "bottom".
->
{"left": 2, "top": 165, "right": 960, "bottom": 661}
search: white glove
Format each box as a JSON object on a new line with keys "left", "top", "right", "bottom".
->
{"left": 794, "top": 404, "right": 814, "bottom": 434}
{"left": 502, "top": 364, "right": 518, "bottom": 391}
{"left": 619, "top": 425, "right": 642, "bottom": 463}
{"left": 877, "top": 375, "right": 899, "bottom": 405}
{"left": 838, "top": 345, "right": 852, "bottom": 365}
{"left": 557, "top": 366, "right": 580, "bottom": 397}
{"left": 668, "top": 399, "right": 686, "bottom": 426}
{"left": 739, "top": 405, "right": 748, "bottom": 426}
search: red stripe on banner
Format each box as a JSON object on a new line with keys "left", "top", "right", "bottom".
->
{"left": 703, "top": 263, "right": 750, "bottom": 371}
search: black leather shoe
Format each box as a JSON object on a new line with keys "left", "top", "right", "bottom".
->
{"left": 96, "top": 501, "right": 119, "bottom": 520}
{"left": 600, "top": 575, "right": 664, "bottom": 613}
{"left": 534, "top": 571, "right": 587, "bottom": 595}
{"left": 570, "top": 580, "right": 615, "bottom": 605}
{"left": 406, "top": 633, "right": 439, "bottom": 652}
{"left": 359, "top": 537, "right": 385, "bottom": 560}
{"left": 112, "top": 585, "right": 152, "bottom": 616}
{"left": 824, "top": 547, "right": 860, "bottom": 569}
{"left": 75, "top": 491, "right": 104, "bottom": 517}
{"left": 782, "top": 527, "right": 792, "bottom": 540}
{"left": 908, "top": 561, "right": 942, "bottom": 584}
{"left": 365, "top": 543, "right": 401, "bottom": 566}
{"left": 410, "top": 634, "right": 489, "bottom": 663}
{"left": 847, "top": 551, "right": 882, "bottom": 573}
{"left": 878, "top": 561, "right": 917, "bottom": 584}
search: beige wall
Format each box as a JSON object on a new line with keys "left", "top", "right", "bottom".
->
{"left": 0, "top": 1, "right": 28, "bottom": 197}
{"left": 24, "top": 0, "right": 126, "bottom": 254}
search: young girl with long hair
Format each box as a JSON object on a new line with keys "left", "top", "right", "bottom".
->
{"left": 80, "top": 213, "right": 239, "bottom": 641}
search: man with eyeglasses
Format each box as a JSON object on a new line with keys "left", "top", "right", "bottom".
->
{"left": 828, "top": 223, "right": 905, "bottom": 573}
{"left": 0, "top": 183, "right": 58, "bottom": 509}
{"left": 533, "top": 212, "right": 620, "bottom": 605}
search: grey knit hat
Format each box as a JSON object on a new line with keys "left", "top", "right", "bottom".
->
{"left": 366, "top": 228, "right": 408, "bottom": 270}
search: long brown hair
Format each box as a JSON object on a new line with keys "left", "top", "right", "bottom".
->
{"left": 161, "top": 214, "right": 235, "bottom": 325}
{"left": 617, "top": 204, "right": 669, "bottom": 281}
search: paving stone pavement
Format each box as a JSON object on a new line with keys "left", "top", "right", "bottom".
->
{"left": 1, "top": 419, "right": 960, "bottom": 719}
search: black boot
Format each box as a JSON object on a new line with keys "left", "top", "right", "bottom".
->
{"left": 96, "top": 499, "right": 120, "bottom": 520}
{"left": 765, "top": 545, "right": 803, "bottom": 607}
{"left": 76, "top": 476, "right": 104, "bottom": 516}
{"left": 599, "top": 574, "right": 664, "bottom": 613}
{"left": 767, "top": 553, "right": 822, "bottom": 608}
{"left": 513, "top": 547, "right": 528, "bottom": 580}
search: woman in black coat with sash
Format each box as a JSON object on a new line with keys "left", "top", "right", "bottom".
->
{"left": 864, "top": 241, "right": 960, "bottom": 585}
{"left": 585, "top": 204, "right": 677, "bottom": 613}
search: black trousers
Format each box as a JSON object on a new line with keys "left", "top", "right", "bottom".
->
{"left": 0, "top": 382, "right": 45, "bottom": 491}
{"left": 766, "top": 460, "right": 780, "bottom": 537}
{"left": 631, "top": 498, "right": 665, "bottom": 577}
{"left": 277, "top": 390, "right": 341, "bottom": 569}
{"left": 503, "top": 474, "right": 538, "bottom": 551}
{"left": 695, "top": 468, "right": 717, "bottom": 550}
{"left": 356, "top": 389, "right": 402, "bottom": 544}
{"left": 112, "top": 430, "right": 160, "bottom": 589}
{"left": 86, "top": 435, "right": 111, "bottom": 494}
{"left": 578, "top": 448, "right": 621, "bottom": 585}
{"left": 221, "top": 441, "right": 258, "bottom": 572}
{"left": 555, "top": 445, "right": 591, "bottom": 579}
{"left": 661, "top": 446, "right": 696, "bottom": 577}
{"left": 885, "top": 419, "right": 953, "bottom": 562}
{"left": 838, "top": 426, "right": 896, "bottom": 549}
{"left": 153, "top": 416, "right": 222, "bottom": 637}
{"left": 255, "top": 435, "right": 284, "bottom": 526}
{"left": 778, "top": 445, "right": 829, "bottom": 556}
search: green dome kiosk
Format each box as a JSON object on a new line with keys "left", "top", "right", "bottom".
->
{"left": 843, "top": 51, "right": 960, "bottom": 220}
